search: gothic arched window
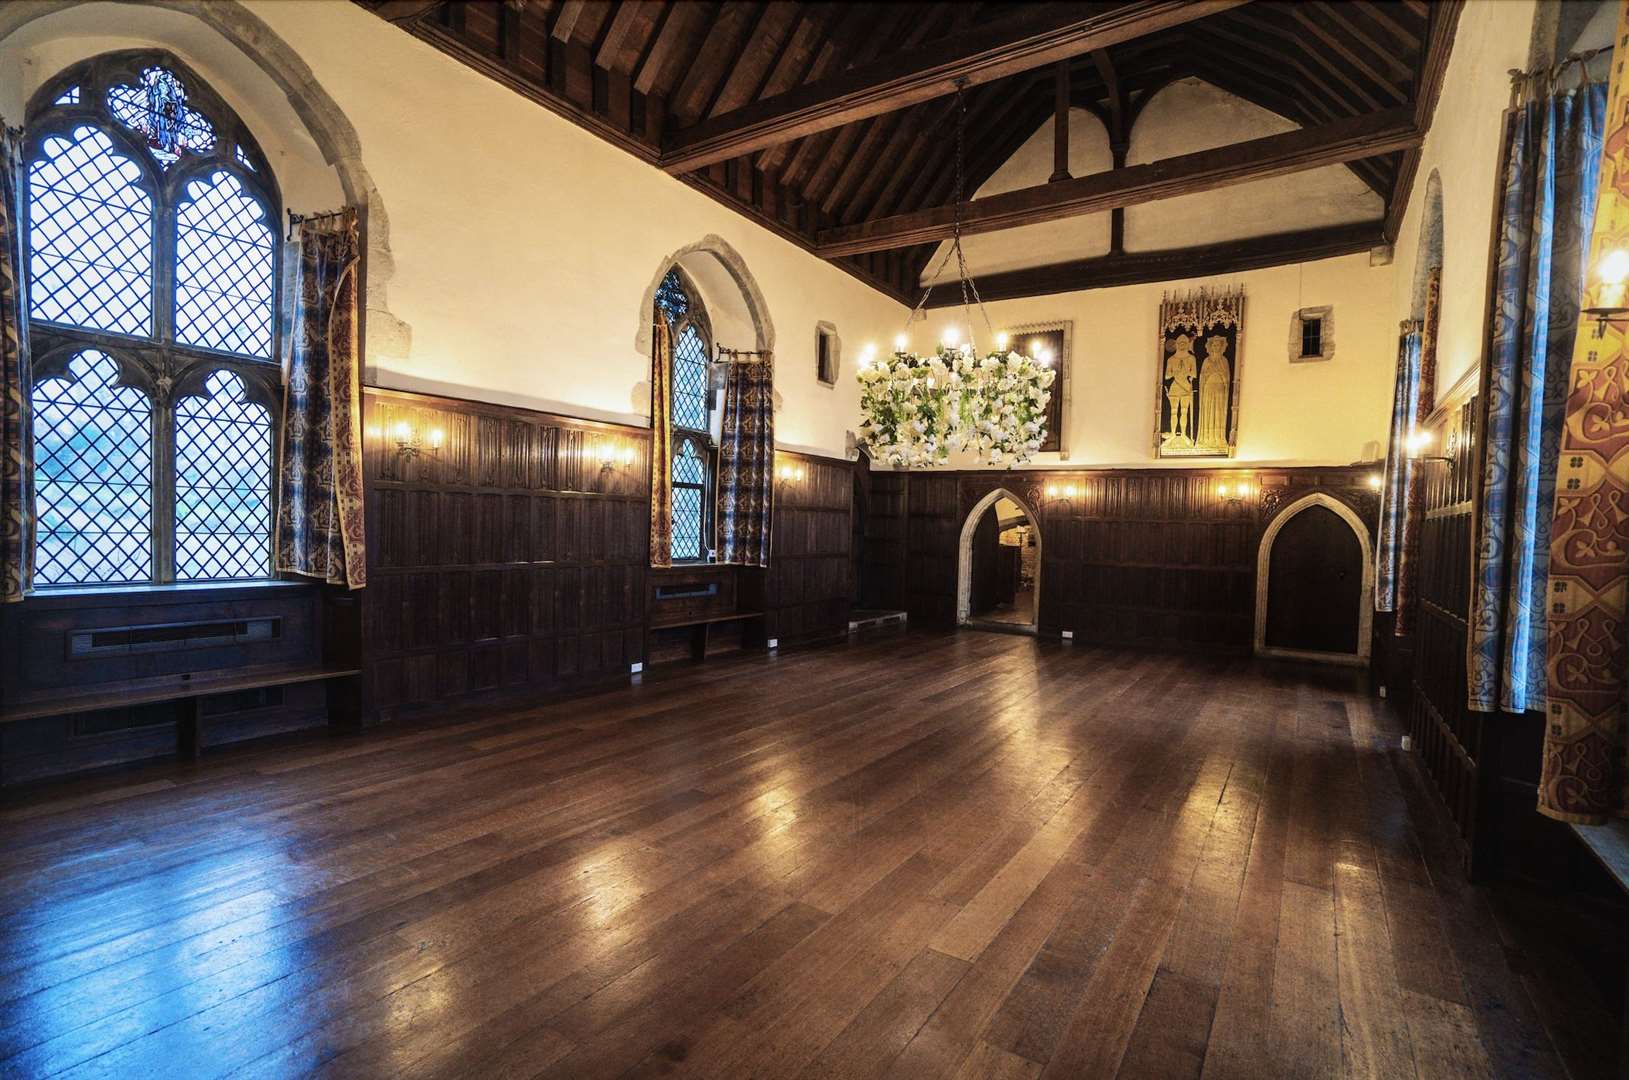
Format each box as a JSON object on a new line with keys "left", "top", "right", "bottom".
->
{"left": 23, "top": 51, "right": 281, "bottom": 586}
{"left": 655, "top": 268, "right": 713, "bottom": 562}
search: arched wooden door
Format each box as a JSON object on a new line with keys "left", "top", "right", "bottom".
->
{"left": 1264, "top": 505, "right": 1364, "bottom": 656}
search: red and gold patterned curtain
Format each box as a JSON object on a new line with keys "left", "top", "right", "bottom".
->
{"left": 715, "top": 352, "right": 773, "bottom": 567}
{"left": 0, "top": 125, "right": 28, "bottom": 603}
{"left": 648, "top": 317, "right": 674, "bottom": 568}
{"left": 275, "top": 209, "right": 366, "bottom": 589}
{"left": 1541, "top": 0, "right": 1629, "bottom": 824}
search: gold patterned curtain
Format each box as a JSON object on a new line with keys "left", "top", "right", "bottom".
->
{"left": 1541, "top": 0, "right": 1629, "bottom": 824}
{"left": 648, "top": 317, "right": 674, "bottom": 568}
{"left": 0, "top": 124, "right": 28, "bottom": 603}
{"left": 274, "top": 209, "right": 366, "bottom": 589}
{"left": 715, "top": 351, "right": 773, "bottom": 566}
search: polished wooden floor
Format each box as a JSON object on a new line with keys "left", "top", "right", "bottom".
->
{"left": 0, "top": 629, "right": 1602, "bottom": 1078}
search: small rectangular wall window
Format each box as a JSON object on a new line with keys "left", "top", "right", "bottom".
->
{"left": 816, "top": 322, "right": 839, "bottom": 387}
{"left": 1289, "top": 306, "right": 1335, "bottom": 363}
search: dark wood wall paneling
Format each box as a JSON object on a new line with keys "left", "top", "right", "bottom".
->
{"left": 766, "top": 450, "right": 855, "bottom": 646}
{"left": 888, "top": 466, "right": 1379, "bottom": 652}
{"left": 861, "top": 470, "right": 908, "bottom": 612}
{"left": 362, "top": 387, "right": 649, "bottom": 720}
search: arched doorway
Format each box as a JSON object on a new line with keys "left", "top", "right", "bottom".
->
{"left": 1255, "top": 493, "right": 1374, "bottom": 665}
{"left": 957, "top": 488, "right": 1041, "bottom": 634}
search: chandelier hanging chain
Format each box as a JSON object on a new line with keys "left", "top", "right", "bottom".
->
{"left": 904, "top": 80, "right": 994, "bottom": 348}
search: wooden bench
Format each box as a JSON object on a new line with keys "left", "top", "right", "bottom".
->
{"left": 647, "top": 611, "right": 766, "bottom": 661}
{"left": 0, "top": 664, "right": 360, "bottom": 760}
{"left": 1570, "top": 820, "right": 1629, "bottom": 1076}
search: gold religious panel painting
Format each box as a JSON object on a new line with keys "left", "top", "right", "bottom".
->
{"left": 1155, "top": 286, "right": 1244, "bottom": 458}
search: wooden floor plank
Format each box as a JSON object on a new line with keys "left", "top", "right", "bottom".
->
{"left": 0, "top": 631, "right": 1600, "bottom": 1080}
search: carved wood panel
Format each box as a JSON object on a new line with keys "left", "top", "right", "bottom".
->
{"left": 767, "top": 451, "right": 853, "bottom": 644}
{"left": 362, "top": 388, "right": 648, "bottom": 717}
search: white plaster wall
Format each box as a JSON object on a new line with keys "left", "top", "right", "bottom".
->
{"left": 0, "top": 0, "right": 909, "bottom": 458}
{"left": 1124, "top": 79, "right": 1383, "bottom": 251}
{"left": 1390, "top": 0, "right": 1541, "bottom": 404}
{"left": 923, "top": 108, "right": 1113, "bottom": 283}
{"left": 910, "top": 251, "right": 1394, "bottom": 468}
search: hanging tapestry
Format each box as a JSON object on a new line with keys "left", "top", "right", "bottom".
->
{"left": 275, "top": 208, "right": 366, "bottom": 589}
{"left": 716, "top": 352, "right": 773, "bottom": 567}
{"left": 1376, "top": 329, "right": 1424, "bottom": 615}
{"left": 1469, "top": 82, "right": 1605, "bottom": 714}
{"left": 1155, "top": 287, "right": 1243, "bottom": 458}
{"left": 0, "top": 124, "right": 27, "bottom": 603}
{"left": 1541, "top": 0, "right": 1629, "bottom": 825}
{"left": 648, "top": 317, "right": 674, "bottom": 568}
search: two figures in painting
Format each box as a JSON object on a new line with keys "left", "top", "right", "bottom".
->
{"left": 1162, "top": 333, "right": 1232, "bottom": 452}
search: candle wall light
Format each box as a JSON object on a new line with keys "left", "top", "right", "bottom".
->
{"left": 393, "top": 419, "right": 443, "bottom": 460}
{"left": 1406, "top": 428, "right": 1456, "bottom": 469}
{"left": 777, "top": 463, "right": 806, "bottom": 482}
{"left": 1214, "top": 477, "right": 1254, "bottom": 504}
{"left": 1583, "top": 247, "right": 1629, "bottom": 337}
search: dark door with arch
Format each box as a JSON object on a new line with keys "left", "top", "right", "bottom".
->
{"left": 1264, "top": 505, "right": 1363, "bottom": 654}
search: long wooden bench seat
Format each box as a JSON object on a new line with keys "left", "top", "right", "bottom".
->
{"left": 0, "top": 664, "right": 360, "bottom": 759}
{"left": 646, "top": 610, "right": 766, "bottom": 661}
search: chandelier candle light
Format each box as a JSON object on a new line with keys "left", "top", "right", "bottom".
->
{"left": 856, "top": 82, "right": 1055, "bottom": 469}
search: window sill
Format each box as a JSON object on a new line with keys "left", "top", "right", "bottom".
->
{"left": 23, "top": 579, "right": 309, "bottom": 605}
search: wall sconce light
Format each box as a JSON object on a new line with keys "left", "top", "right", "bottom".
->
{"left": 777, "top": 463, "right": 806, "bottom": 482}
{"left": 1584, "top": 248, "right": 1629, "bottom": 337}
{"left": 1367, "top": 472, "right": 1383, "bottom": 490}
{"left": 1406, "top": 428, "right": 1456, "bottom": 469}
{"left": 598, "top": 441, "right": 636, "bottom": 471}
{"left": 393, "top": 420, "right": 442, "bottom": 459}
{"left": 1215, "top": 477, "right": 1254, "bottom": 504}
{"left": 1045, "top": 482, "right": 1078, "bottom": 500}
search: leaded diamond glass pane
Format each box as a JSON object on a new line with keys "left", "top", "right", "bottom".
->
{"left": 175, "top": 171, "right": 275, "bottom": 357}
{"left": 28, "top": 126, "right": 153, "bottom": 336}
{"left": 671, "top": 439, "right": 705, "bottom": 562}
{"left": 55, "top": 86, "right": 80, "bottom": 106}
{"left": 31, "top": 350, "right": 153, "bottom": 585}
{"left": 673, "top": 323, "right": 709, "bottom": 431}
{"left": 175, "top": 370, "right": 272, "bottom": 580}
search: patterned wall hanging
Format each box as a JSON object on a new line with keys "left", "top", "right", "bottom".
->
{"left": 1541, "top": 0, "right": 1629, "bottom": 825}
{"left": 1155, "top": 286, "right": 1244, "bottom": 459}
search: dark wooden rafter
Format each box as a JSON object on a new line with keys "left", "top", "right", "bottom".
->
{"left": 660, "top": 0, "right": 1251, "bottom": 174}
{"left": 819, "top": 106, "right": 1420, "bottom": 258}
{"left": 921, "top": 221, "right": 1385, "bottom": 305}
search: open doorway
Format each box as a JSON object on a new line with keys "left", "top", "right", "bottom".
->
{"left": 958, "top": 489, "right": 1040, "bottom": 634}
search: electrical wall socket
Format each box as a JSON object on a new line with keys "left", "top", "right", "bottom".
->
{"left": 630, "top": 662, "right": 643, "bottom": 674}
{"left": 768, "top": 638, "right": 779, "bottom": 649}
{"left": 1378, "top": 685, "right": 1388, "bottom": 699}
{"left": 1061, "top": 630, "right": 1074, "bottom": 640}
{"left": 1401, "top": 734, "right": 1413, "bottom": 751}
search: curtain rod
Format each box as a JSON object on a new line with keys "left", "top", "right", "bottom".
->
{"left": 1509, "top": 44, "right": 1612, "bottom": 105}
{"left": 286, "top": 207, "right": 349, "bottom": 241}
{"left": 714, "top": 345, "right": 770, "bottom": 365}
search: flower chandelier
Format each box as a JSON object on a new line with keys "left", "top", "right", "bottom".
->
{"left": 856, "top": 82, "right": 1055, "bottom": 468}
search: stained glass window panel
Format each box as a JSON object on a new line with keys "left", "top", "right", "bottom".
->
{"left": 673, "top": 323, "right": 709, "bottom": 431}
{"left": 654, "top": 268, "right": 688, "bottom": 324}
{"left": 175, "top": 371, "right": 272, "bottom": 580}
{"left": 28, "top": 126, "right": 153, "bottom": 336}
{"left": 175, "top": 170, "right": 275, "bottom": 357}
{"left": 106, "top": 67, "right": 215, "bottom": 167}
{"left": 54, "top": 86, "right": 80, "bottom": 106}
{"left": 31, "top": 350, "right": 153, "bottom": 585}
{"left": 671, "top": 439, "right": 706, "bottom": 562}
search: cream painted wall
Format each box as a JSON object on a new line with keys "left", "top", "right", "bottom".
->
{"left": 1390, "top": 0, "right": 1541, "bottom": 404}
{"left": 0, "top": 0, "right": 909, "bottom": 458}
{"left": 910, "top": 250, "right": 1394, "bottom": 469}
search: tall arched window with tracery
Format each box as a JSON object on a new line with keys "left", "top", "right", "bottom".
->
{"left": 655, "top": 268, "right": 713, "bottom": 562}
{"left": 23, "top": 51, "right": 281, "bottom": 587}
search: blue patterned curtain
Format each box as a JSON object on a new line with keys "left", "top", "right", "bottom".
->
{"left": 0, "top": 124, "right": 28, "bottom": 603}
{"left": 1468, "top": 83, "right": 1606, "bottom": 713}
{"left": 715, "top": 352, "right": 773, "bottom": 566}
{"left": 1376, "top": 330, "right": 1422, "bottom": 614}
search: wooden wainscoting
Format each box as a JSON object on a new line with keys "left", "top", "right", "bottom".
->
{"left": 861, "top": 471, "right": 907, "bottom": 611}
{"left": 885, "top": 466, "right": 1378, "bottom": 653}
{"left": 766, "top": 450, "right": 853, "bottom": 645}
{"left": 361, "top": 388, "right": 649, "bottom": 719}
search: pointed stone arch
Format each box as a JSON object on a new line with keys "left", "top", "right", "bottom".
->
{"left": 957, "top": 486, "right": 1042, "bottom": 630}
{"left": 635, "top": 234, "right": 775, "bottom": 358}
{"left": 1255, "top": 492, "right": 1374, "bottom": 665}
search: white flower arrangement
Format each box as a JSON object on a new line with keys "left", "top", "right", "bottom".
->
{"left": 858, "top": 344, "right": 1056, "bottom": 468}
